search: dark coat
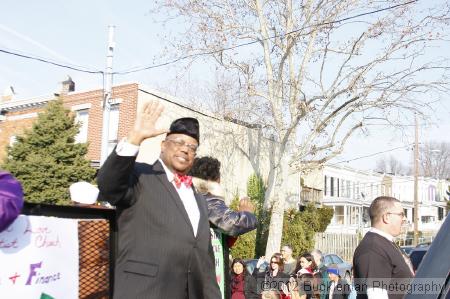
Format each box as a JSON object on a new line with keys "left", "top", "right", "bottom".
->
{"left": 206, "top": 197, "right": 257, "bottom": 236}
{"left": 97, "top": 152, "right": 220, "bottom": 299}
{"left": 193, "top": 178, "right": 257, "bottom": 237}
{"left": 253, "top": 268, "right": 290, "bottom": 294}
{"left": 230, "top": 273, "right": 259, "bottom": 299}
{"left": 328, "top": 278, "right": 351, "bottom": 299}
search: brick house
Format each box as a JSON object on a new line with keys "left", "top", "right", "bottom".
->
{"left": 0, "top": 79, "right": 138, "bottom": 167}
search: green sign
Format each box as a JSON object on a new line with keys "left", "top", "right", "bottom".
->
{"left": 211, "top": 229, "right": 225, "bottom": 298}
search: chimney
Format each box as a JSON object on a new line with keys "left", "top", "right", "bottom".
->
{"left": 1, "top": 86, "right": 15, "bottom": 102}
{"left": 62, "top": 76, "right": 75, "bottom": 94}
{"left": 55, "top": 76, "right": 75, "bottom": 96}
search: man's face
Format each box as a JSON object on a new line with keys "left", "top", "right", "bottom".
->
{"left": 281, "top": 246, "right": 292, "bottom": 260}
{"left": 160, "top": 133, "right": 198, "bottom": 174}
{"left": 385, "top": 201, "right": 406, "bottom": 237}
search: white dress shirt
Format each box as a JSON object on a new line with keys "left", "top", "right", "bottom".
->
{"left": 115, "top": 138, "right": 200, "bottom": 236}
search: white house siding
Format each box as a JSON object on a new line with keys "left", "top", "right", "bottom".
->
{"left": 303, "top": 165, "right": 449, "bottom": 236}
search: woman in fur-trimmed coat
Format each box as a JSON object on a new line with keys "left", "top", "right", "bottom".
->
{"left": 190, "top": 156, "right": 257, "bottom": 236}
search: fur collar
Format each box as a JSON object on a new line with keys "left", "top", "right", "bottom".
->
{"left": 192, "top": 177, "right": 224, "bottom": 198}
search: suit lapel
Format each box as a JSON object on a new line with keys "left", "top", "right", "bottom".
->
{"left": 153, "top": 161, "right": 193, "bottom": 232}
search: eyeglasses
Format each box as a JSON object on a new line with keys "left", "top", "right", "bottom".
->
{"left": 165, "top": 138, "right": 198, "bottom": 153}
{"left": 387, "top": 212, "right": 405, "bottom": 218}
{"left": 270, "top": 260, "right": 278, "bottom": 264}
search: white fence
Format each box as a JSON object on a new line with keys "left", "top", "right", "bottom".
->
{"left": 314, "top": 232, "right": 359, "bottom": 262}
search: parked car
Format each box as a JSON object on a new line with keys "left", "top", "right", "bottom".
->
{"left": 323, "top": 253, "right": 353, "bottom": 281}
{"left": 405, "top": 214, "right": 450, "bottom": 299}
{"left": 409, "top": 246, "right": 429, "bottom": 272}
{"left": 243, "top": 258, "right": 268, "bottom": 275}
{"left": 415, "top": 241, "right": 432, "bottom": 248}
{"left": 400, "top": 245, "right": 415, "bottom": 256}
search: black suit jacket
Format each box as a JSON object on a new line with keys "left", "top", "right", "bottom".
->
{"left": 97, "top": 152, "right": 220, "bottom": 299}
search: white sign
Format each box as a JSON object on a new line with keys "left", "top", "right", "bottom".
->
{"left": 0, "top": 215, "right": 79, "bottom": 299}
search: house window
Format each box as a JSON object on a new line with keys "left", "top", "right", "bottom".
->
{"left": 348, "top": 206, "right": 360, "bottom": 225}
{"left": 74, "top": 109, "right": 89, "bottom": 143}
{"left": 363, "top": 207, "right": 370, "bottom": 227}
{"left": 337, "top": 178, "right": 340, "bottom": 197}
{"left": 334, "top": 206, "right": 344, "bottom": 225}
{"left": 421, "top": 216, "right": 435, "bottom": 223}
{"left": 324, "top": 175, "right": 327, "bottom": 196}
{"left": 330, "top": 177, "right": 335, "bottom": 197}
{"left": 438, "top": 207, "right": 444, "bottom": 220}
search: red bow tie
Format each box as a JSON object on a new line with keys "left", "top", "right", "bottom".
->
{"left": 174, "top": 173, "right": 193, "bottom": 188}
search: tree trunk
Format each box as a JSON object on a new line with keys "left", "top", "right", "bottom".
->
{"left": 264, "top": 156, "right": 289, "bottom": 257}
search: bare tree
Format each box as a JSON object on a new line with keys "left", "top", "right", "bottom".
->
{"left": 152, "top": 0, "right": 450, "bottom": 256}
{"left": 419, "top": 142, "right": 450, "bottom": 179}
{"left": 375, "top": 155, "right": 407, "bottom": 175}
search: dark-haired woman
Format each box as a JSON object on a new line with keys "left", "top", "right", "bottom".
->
{"left": 189, "top": 156, "right": 257, "bottom": 236}
{"left": 293, "top": 253, "right": 317, "bottom": 275}
{"left": 231, "top": 258, "right": 259, "bottom": 299}
{"left": 253, "top": 254, "right": 290, "bottom": 296}
{"left": 293, "top": 253, "right": 321, "bottom": 299}
{"left": 189, "top": 156, "right": 258, "bottom": 298}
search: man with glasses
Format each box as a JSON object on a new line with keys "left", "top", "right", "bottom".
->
{"left": 97, "top": 101, "right": 221, "bottom": 298}
{"left": 281, "top": 245, "right": 297, "bottom": 275}
{"left": 353, "top": 196, "right": 414, "bottom": 299}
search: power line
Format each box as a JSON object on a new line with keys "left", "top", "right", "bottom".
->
{"left": 328, "top": 144, "right": 413, "bottom": 166}
{"left": 0, "top": 48, "right": 103, "bottom": 74}
{"left": 114, "top": 0, "right": 418, "bottom": 75}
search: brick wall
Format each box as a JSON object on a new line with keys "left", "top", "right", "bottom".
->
{"left": 0, "top": 83, "right": 139, "bottom": 163}
{"left": 0, "top": 106, "right": 43, "bottom": 162}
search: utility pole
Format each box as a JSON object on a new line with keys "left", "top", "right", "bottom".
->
{"left": 100, "top": 25, "right": 115, "bottom": 166}
{"left": 413, "top": 113, "right": 419, "bottom": 246}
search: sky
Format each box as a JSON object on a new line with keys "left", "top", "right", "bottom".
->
{"left": 1, "top": 0, "right": 449, "bottom": 171}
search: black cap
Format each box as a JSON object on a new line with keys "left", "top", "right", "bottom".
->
{"left": 167, "top": 117, "right": 200, "bottom": 143}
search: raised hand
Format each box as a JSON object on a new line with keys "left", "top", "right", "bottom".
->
{"left": 238, "top": 196, "right": 255, "bottom": 213}
{"left": 127, "top": 100, "right": 169, "bottom": 145}
{"left": 256, "top": 256, "right": 266, "bottom": 268}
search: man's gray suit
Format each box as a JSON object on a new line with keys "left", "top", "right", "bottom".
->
{"left": 97, "top": 152, "right": 220, "bottom": 299}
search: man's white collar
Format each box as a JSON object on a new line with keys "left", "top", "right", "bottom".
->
{"left": 370, "top": 227, "right": 394, "bottom": 242}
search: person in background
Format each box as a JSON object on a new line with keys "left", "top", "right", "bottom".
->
{"left": 0, "top": 171, "right": 24, "bottom": 232}
{"left": 189, "top": 156, "right": 258, "bottom": 298}
{"left": 230, "top": 258, "right": 259, "bottom": 299}
{"left": 326, "top": 264, "right": 351, "bottom": 299}
{"left": 254, "top": 254, "right": 290, "bottom": 295}
{"left": 311, "top": 249, "right": 330, "bottom": 299}
{"left": 189, "top": 156, "right": 257, "bottom": 236}
{"left": 293, "top": 253, "right": 320, "bottom": 299}
{"left": 281, "top": 245, "right": 297, "bottom": 275}
{"left": 261, "top": 289, "right": 283, "bottom": 299}
{"left": 353, "top": 196, "right": 413, "bottom": 299}
{"left": 294, "top": 253, "right": 317, "bottom": 275}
